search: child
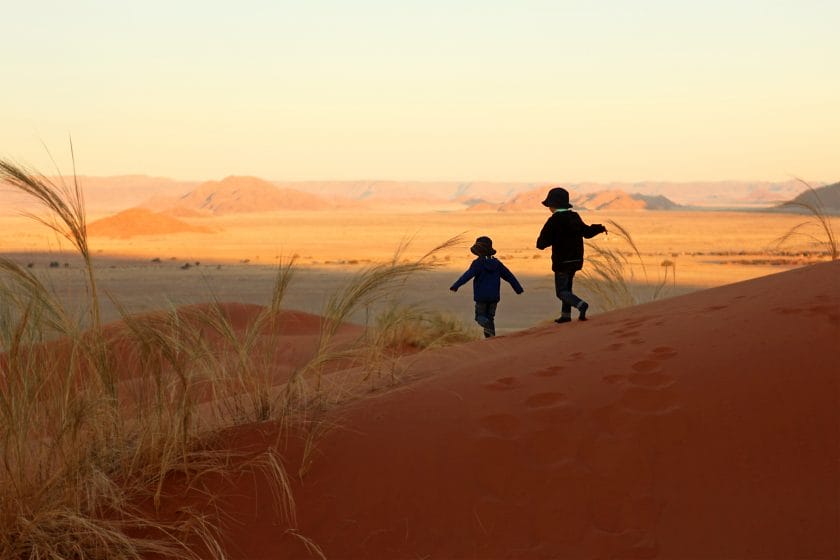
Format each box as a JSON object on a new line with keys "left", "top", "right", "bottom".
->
{"left": 536, "top": 187, "right": 607, "bottom": 323}
{"left": 450, "top": 236, "right": 524, "bottom": 337}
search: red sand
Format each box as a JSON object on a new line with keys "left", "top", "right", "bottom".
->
{"left": 185, "top": 261, "right": 838, "bottom": 559}
{"left": 21, "top": 262, "right": 834, "bottom": 558}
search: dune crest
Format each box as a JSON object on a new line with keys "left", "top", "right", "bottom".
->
{"left": 87, "top": 207, "right": 214, "bottom": 238}
{"left": 181, "top": 261, "right": 839, "bottom": 559}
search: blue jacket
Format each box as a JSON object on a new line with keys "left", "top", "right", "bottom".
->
{"left": 450, "top": 256, "right": 524, "bottom": 302}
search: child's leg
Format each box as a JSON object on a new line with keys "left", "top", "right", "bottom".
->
{"left": 554, "top": 272, "right": 579, "bottom": 321}
{"left": 568, "top": 272, "right": 589, "bottom": 320}
{"left": 484, "top": 301, "right": 497, "bottom": 337}
{"left": 474, "top": 301, "right": 497, "bottom": 338}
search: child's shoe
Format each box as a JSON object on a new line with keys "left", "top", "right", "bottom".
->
{"left": 555, "top": 316, "right": 572, "bottom": 324}
{"left": 578, "top": 301, "right": 589, "bottom": 321}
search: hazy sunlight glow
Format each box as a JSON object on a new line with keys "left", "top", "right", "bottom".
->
{"left": 2, "top": 0, "right": 838, "bottom": 182}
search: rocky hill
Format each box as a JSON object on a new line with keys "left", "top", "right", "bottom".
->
{"left": 468, "top": 187, "right": 680, "bottom": 212}
{"left": 776, "top": 182, "right": 840, "bottom": 214}
{"left": 169, "top": 176, "right": 333, "bottom": 215}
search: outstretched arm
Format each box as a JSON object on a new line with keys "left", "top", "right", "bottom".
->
{"left": 499, "top": 263, "right": 524, "bottom": 294}
{"left": 582, "top": 222, "right": 607, "bottom": 239}
{"left": 450, "top": 262, "right": 477, "bottom": 291}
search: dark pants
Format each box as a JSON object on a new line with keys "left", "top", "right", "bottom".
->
{"left": 554, "top": 271, "right": 582, "bottom": 317}
{"left": 474, "top": 301, "right": 498, "bottom": 338}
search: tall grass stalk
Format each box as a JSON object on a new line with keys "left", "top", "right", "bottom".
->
{"left": 1, "top": 156, "right": 471, "bottom": 557}
{"left": 0, "top": 155, "right": 99, "bottom": 331}
{"left": 0, "top": 157, "right": 113, "bottom": 404}
{"left": 774, "top": 178, "right": 837, "bottom": 261}
{"left": 578, "top": 219, "right": 675, "bottom": 310}
{"left": 0, "top": 159, "right": 245, "bottom": 558}
{"left": 293, "top": 235, "right": 464, "bottom": 395}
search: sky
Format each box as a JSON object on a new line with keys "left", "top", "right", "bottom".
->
{"left": 2, "top": 0, "right": 838, "bottom": 183}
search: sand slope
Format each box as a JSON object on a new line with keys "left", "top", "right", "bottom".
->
{"left": 201, "top": 261, "right": 839, "bottom": 559}
{"left": 87, "top": 208, "right": 214, "bottom": 237}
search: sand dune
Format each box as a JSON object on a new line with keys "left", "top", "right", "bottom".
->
{"left": 134, "top": 260, "right": 840, "bottom": 559}
{"left": 87, "top": 207, "right": 215, "bottom": 238}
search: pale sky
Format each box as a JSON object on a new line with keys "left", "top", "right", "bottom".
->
{"left": 2, "top": 0, "right": 838, "bottom": 182}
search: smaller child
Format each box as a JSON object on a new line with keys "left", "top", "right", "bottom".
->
{"left": 450, "top": 236, "right": 524, "bottom": 337}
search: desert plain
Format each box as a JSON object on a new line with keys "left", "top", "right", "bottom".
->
{"left": 0, "top": 206, "right": 829, "bottom": 332}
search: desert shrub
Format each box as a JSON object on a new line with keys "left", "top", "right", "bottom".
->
{"left": 373, "top": 303, "right": 479, "bottom": 351}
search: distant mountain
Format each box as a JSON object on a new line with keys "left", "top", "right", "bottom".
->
{"left": 574, "top": 190, "right": 679, "bottom": 211}
{"left": 564, "top": 180, "right": 809, "bottom": 208}
{"left": 87, "top": 208, "right": 214, "bottom": 238}
{"left": 469, "top": 187, "right": 679, "bottom": 212}
{"left": 276, "top": 181, "right": 546, "bottom": 206}
{"left": 775, "top": 182, "right": 840, "bottom": 215}
{"left": 3, "top": 174, "right": 823, "bottom": 216}
{"left": 282, "top": 180, "right": 797, "bottom": 209}
{"left": 171, "top": 176, "right": 332, "bottom": 215}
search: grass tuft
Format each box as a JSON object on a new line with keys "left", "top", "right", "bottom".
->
{"left": 578, "top": 219, "right": 677, "bottom": 310}
{"left": 774, "top": 178, "right": 837, "bottom": 261}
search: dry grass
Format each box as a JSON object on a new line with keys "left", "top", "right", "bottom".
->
{"left": 577, "top": 219, "right": 678, "bottom": 310}
{"left": 774, "top": 179, "right": 837, "bottom": 261}
{"left": 0, "top": 159, "right": 474, "bottom": 559}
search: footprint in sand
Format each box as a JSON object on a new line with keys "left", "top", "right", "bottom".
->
{"left": 632, "top": 360, "right": 661, "bottom": 373}
{"left": 605, "top": 342, "right": 625, "bottom": 352}
{"left": 524, "top": 392, "right": 566, "bottom": 408}
{"left": 627, "top": 354, "right": 676, "bottom": 389}
{"left": 622, "top": 316, "right": 653, "bottom": 328}
{"left": 483, "top": 377, "right": 521, "bottom": 391}
{"left": 628, "top": 371, "right": 675, "bottom": 389}
{"left": 651, "top": 346, "right": 677, "bottom": 359}
{"left": 603, "top": 374, "right": 628, "bottom": 385}
{"left": 774, "top": 302, "right": 840, "bottom": 326}
{"left": 532, "top": 365, "right": 565, "bottom": 377}
{"left": 618, "top": 330, "right": 641, "bottom": 339}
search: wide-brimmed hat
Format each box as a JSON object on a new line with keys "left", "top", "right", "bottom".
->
{"left": 541, "top": 187, "right": 573, "bottom": 209}
{"left": 470, "top": 236, "right": 497, "bottom": 257}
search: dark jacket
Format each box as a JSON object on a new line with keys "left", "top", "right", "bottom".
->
{"left": 450, "top": 256, "right": 523, "bottom": 302}
{"left": 536, "top": 210, "right": 605, "bottom": 272}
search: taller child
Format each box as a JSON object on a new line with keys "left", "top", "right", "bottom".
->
{"left": 536, "top": 187, "right": 607, "bottom": 323}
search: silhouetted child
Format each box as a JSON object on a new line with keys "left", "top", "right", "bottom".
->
{"left": 450, "top": 236, "right": 524, "bottom": 337}
{"left": 536, "top": 187, "right": 607, "bottom": 323}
